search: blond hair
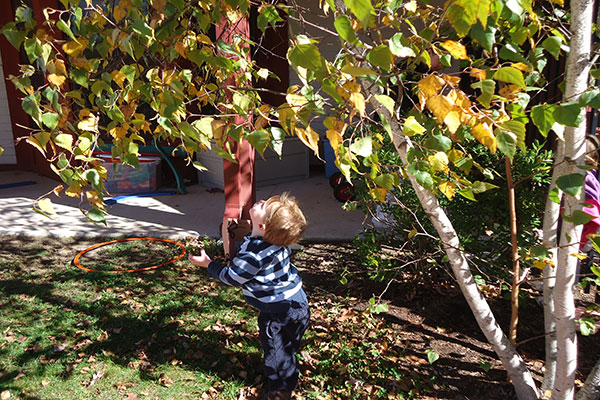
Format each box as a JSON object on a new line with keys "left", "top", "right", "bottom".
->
{"left": 263, "top": 193, "right": 307, "bottom": 247}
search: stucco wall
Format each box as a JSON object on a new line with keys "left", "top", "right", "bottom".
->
{"left": 0, "top": 52, "right": 16, "bottom": 164}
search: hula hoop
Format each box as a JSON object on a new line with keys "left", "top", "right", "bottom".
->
{"left": 73, "top": 237, "right": 187, "bottom": 273}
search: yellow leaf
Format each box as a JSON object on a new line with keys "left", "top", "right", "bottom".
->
{"left": 277, "top": 105, "right": 297, "bottom": 132}
{"left": 65, "top": 186, "right": 81, "bottom": 197}
{"left": 469, "top": 68, "right": 487, "bottom": 81}
{"left": 113, "top": 1, "right": 129, "bottom": 20}
{"left": 109, "top": 126, "right": 128, "bottom": 140}
{"left": 86, "top": 191, "right": 105, "bottom": 210}
{"left": 349, "top": 91, "right": 366, "bottom": 117}
{"left": 111, "top": 70, "right": 126, "bottom": 89}
{"left": 254, "top": 115, "right": 268, "bottom": 130}
{"left": 472, "top": 122, "right": 497, "bottom": 153}
{"left": 226, "top": 9, "right": 243, "bottom": 24}
{"left": 285, "top": 93, "right": 308, "bottom": 109}
{"left": 257, "top": 68, "right": 270, "bottom": 80}
{"left": 197, "top": 33, "right": 212, "bottom": 45}
{"left": 511, "top": 62, "right": 531, "bottom": 72}
{"left": 62, "top": 39, "right": 89, "bottom": 57}
{"left": 370, "top": 187, "right": 387, "bottom": 202}
{"left": 441, "top": 40, "right": 469, "bottom": 60}
{"left": 37, "top": 198, "right": 57, "bottom": 215}
{"left": 571, "top": 253, "right": 588, "bottom": 261}
{"left": 296, "top": 126, "right": 320, "bottom": 156}
{"left": 175, "top": 41, "right": 187, "bottom": 58}
{"left": 428, "top": 151, "right": 449, "bottom": 173}
{"left": 403, "top": 116, "right": 425, "bottom": 137}
{"left": 444, "top": 110, "right": 461, "bottom": 133}
{"left": 426, "top": 94, "right": 453, "bottom": 122}
{"left": 47, "top": 73, "right": 66, "bottom": 88}
{"left": 448, "top": 149, "right": 464, "bottom": 163}
{"left": 26, "top": 137, "right": 46, "bottom": 155}
{"left": 150, "top": 0, "right": 167, "bottom": 11}
{"left": 439, "top": 180, "right": 456, "bottom": 199}
{"left": 77, "top": 110, "right": 99, "bottom": 133}
{"left": 418, "top": 74, "right": 444, "bottom": 98}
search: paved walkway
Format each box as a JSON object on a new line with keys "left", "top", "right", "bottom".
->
{"left": 0, "top": 170, "right": 366, "bottom": 240}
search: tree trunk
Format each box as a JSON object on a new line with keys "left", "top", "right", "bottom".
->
{"left": 552, "top": 0, "right": 594, "bottom": 396}
{"left": 507, "top": 156, "right": 521, "bottom": 346}
{"left": 541, "top": 140, "right": 564, "bottom": 394}
{"left": 369, "top": 95, "right": 540, "bottom": 399}
{"left": 576, "top": 358, "right": 600, "bottom": 400}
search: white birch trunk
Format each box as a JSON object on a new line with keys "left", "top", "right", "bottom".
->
{"left": 552, "top": 0, "right": 594, "bottom": 396}
{"left": 576, "top": 358, "right": 600, "bottom": 400}
{"left": 541, "top": 141, "right": 564, "bottom": 393}
{"left": 368, "top": 94, "right": 540, "bottom": 399}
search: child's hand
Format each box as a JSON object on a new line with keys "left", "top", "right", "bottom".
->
{"left": 188, "top": 248, "right": 211, "bottom": 268}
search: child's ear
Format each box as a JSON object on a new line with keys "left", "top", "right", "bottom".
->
{"left": 258, "top": 223, "right": 266, "bottom": 232}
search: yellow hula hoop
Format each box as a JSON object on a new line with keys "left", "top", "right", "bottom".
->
{"left": 73, "top": 237, "right": 187, "bottom": 273}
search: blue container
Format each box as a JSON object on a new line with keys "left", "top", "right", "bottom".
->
{"left": 322, "top": 138, "right": 340, "bottom": 178}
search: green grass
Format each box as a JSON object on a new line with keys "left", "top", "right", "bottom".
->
{"left": 0, "top": 237, "right": 430, "bottom": 399}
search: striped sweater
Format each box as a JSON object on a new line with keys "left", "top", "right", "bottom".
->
{"left": 207, "top": 236, "right": 307, "bottom": 313}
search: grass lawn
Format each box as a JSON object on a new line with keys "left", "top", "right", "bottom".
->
{"left": 0, "top": 236, "right": 426, "bottom": 400}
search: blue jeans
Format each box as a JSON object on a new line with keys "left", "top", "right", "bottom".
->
{"left": 258, "top": 301, "right": 310, "bottom": 391}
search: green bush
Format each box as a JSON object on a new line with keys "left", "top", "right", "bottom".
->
{"left": 352, "top": 138, "right": 553, "bottom": 283}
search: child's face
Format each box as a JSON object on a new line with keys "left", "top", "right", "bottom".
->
{"left": 249, "top": 199, "right": 269, "bottom": 230}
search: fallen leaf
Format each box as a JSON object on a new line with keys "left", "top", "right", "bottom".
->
{"left": 1, "top": 390, "right": 9, "bottom": 400}
{"left": 41, "top": 379, "right": 50, "bottom": 387}
{"left": 158, "top": 373, "right": 174, "bottom": 387}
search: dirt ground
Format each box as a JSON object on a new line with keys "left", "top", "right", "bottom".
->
{"left": 1, "top": 236, "right": 598, "bottom": 399}
{"left": 293, "top": 242, "right": 600, "bottom": 400}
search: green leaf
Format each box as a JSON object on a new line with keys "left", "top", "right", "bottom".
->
{"left": 56, "top": 19, "right": 77, "bottom": 42}
{"left": 132, "top": 19, "right": 154, "bottom": 43}
{"left": 424, "top": 134, "right": 452, "bottom": 151}
{"left": 86, "top": 207, "right": 107, "bottom": 225}
{"left": 55, "top": 133, "right": 73, "bottom": 152}
{"left": 121, "top": 65, "right": 137, "bottom": 84}
{"left": 554, "top": 102, "right": 584, "bottom": 127}
{"left": 246, "top": 129, "right": 270, "bottom": 157}
{"left": 556, "top": 173, "right": 585, "bottom": 198}
{"left": 403, "top": 116, "right": 425, "bottom": 137}
{"left": 542, "top": 36, "right": 562, "bottom": 60}
{"left": 493, "top": 67, "right": 525, "bottom": 88}
{"left": 23, "top": 37, "right": 42, "bottom": 63}
{"left": 375, "top": 94, "right": 395, "bottom": 114}
{"left": 345, "top": 0, "right": 375, "bottom": 28}
{"left": 531, "top": 104, "right": 556, "bottom": 137}
{"left": 341, "top": 64, "right": 376, "bottom": 76}
{"left": 350, "top": 137, "right": 372, "bottom": 157}
{"left": 374, "top": 173, "right": 395, "bottom": 190}
{"left": 496, "top": 130, "right": 517, "bottom": 160}
{"left": 459, "top": 188, "right": 476, "bottom": 201}
{"left": 549, "top": 187, "right": 561, "bottom": 204}
{"left": 42, "top": 112, "right": 59, "bottom": 130}
{"left": 389, "top": 33, "right": 416, "bottom": 57}
{"left": 475, "top": 79, "right": 495, "bottom": 108}
{"left": 500, "top": 120, "right": 526, "bottom": 151}
{"left": 334, "top": 15, "right": 359, "bottom": 45}
{"left": 366, "top": 45, "right": 392, "bottom": 71}
{"left": 579, "top": 89, "right": 600, "bottom": 108}
{"left": 22, "top": 95, "right": 42, "bottom": 126}
{"left": 1, "top": 25, "right": 27, "bottom": 49}
{"left": 408, "top": 163, "right": 434, "bottom": 190}
{"left": 70, "top": 68, "right": 89, "bottom": 88}
{"left": 472, "top": 181, "right": 499, "bottom": 193}
{"left": 447, "top": 3, "right": 474, "bottom": 37}
{"left": 288, "top": 44, "right": 328, "bottom": 79}
{"left": 270, "top": 127, "right": 285, "bottom": 157}
{"left": 570, "top": 210, "right": 596, "bottom": 226}
{"left": 426, "top": 349, "right": 439, "bottom": 364}
{"left": 579, "top": 318, "right": 597, "bottom": 336}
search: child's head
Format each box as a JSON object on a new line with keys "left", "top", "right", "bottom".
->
{"left": 262, "top": 193, "right": 307, "bottom": 247}
{"left": 586, "top": 135, "right": 600, "bottom": 167}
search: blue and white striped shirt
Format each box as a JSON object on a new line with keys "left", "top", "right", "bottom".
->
{"left": 207, "top": 236, "right": 307, "bottom": 313}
